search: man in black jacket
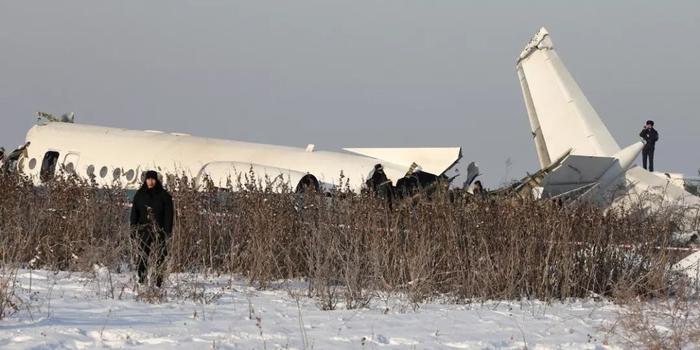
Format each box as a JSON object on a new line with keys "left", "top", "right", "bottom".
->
{"left": 639, "top": 120, "right": 659, "bottom": 172}
{"left": 130, "top": 170, "right": 174, "bottom": 287}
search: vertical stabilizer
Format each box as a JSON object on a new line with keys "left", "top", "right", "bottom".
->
{"left": 516, "top": 27, "right": 620, "bottom": 169}
{"left": 515, "top": 28, "right": 700, "bottom": 237}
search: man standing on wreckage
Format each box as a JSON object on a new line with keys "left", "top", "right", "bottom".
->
{"left": 639, "top": 120, "right": 659, "bottom": 172}
{"left": 130, "top": 170, "right": 174, "bottom": 288}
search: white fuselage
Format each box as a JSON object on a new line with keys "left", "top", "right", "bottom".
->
{"left": 19, "top": 122, "right": 460, "bottom": 192}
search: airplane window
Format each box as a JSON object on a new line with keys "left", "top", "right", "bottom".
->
{"left": 125, "top": 169, "right": 135, "bottom": 181}
{"left": 100, "top": 166, "right": 108, "bottom": 178}
{"left": 113, "top": 168, "right": 121, "bottom": 180}
{"left": 86, "top": 165, "right": 95, "bottom": 177}
{"left": 40, "top": 151, "right": 60, "bottom": 182}
{"left": 28, "top": 158, "right": 37, "bottom": 170}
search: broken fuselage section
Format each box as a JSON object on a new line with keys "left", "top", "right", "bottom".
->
{"left": 8, "top": 113, "right": 465, "bottom": 196}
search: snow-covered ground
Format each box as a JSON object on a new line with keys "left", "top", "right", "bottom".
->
{"left": 0, "top": 269, "right": 624, "bottom": 349}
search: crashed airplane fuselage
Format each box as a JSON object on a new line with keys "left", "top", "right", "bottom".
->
{"left": 6, "top": 115, "right": 463, "bottom": 193}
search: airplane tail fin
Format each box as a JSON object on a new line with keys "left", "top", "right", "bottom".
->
{"left": 517, "top": 28, "right": 700, "bottom": 223}
{"left": 516, "top": 27, "right": 620, "bottom": 169}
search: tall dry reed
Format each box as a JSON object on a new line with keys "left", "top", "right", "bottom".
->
{"left": 0, "top": 170, "right": 692, "bottom": 307}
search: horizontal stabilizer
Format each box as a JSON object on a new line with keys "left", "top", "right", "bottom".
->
{"left": 540, "top": 154, "right": 615, "bottom": 195}
{"left": 342, "top": 147, "right": 462, "bottom": 176}
{"left": 542, "top": 155, "right": 615, "bottom": 186}
{"left": 541, "top": 142, "right": 643, "bottom": 198}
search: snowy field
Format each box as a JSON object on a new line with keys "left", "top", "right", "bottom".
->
{"left": 0, "top": 269, "right": 626, "bottom": 349}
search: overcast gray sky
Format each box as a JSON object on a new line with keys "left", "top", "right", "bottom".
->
{"left": 1, "top": 1, "right": 698, "bottom": 185}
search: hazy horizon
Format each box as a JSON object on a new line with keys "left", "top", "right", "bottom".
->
{"left": 2, "top": 1, "right": 699, "bottom": 186}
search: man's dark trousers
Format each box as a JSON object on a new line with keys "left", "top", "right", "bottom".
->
{"left": 642, "top": 146, "right": 655, "bottom": 172}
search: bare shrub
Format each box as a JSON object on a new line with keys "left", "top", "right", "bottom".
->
{"left": 0, "top": 170, "right": 696, "bottom": 308}
{"left": 0, "top": 266, "right": 19, "bottom": 320}
{"left": 611, "top": 283, "right": 700, "bottom": 349}
{"left": 0, "top": 171, "right": 132, "bottom": 271}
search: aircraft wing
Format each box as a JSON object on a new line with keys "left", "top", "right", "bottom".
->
{"left": 342, "top": 147, "right": 462, "bottom": 176}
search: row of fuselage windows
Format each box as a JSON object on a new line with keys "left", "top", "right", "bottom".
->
{"left": 27, "top": 152, "right": 144, "bottom": 183}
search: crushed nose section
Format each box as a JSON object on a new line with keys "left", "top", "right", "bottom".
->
{"left": 1, "top": 142, "right": 30, "bottom": 173}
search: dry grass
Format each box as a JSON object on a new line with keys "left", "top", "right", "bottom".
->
{"left": 0, "top": 267, "right": 18, "bottom": 320}
{"left": 610, "top": 282, "right": 700, "bottom": 350}
{"left": 0, "top": 170, "right": 694, "bottom": 309}
{"left": 3, "top": 169, "right": 700, "bottom": 349}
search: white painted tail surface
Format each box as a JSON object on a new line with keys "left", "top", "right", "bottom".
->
{"left": 517, "top": 27, "right": 700, "bottom": 229}
{"left": 517, "top": 27, "right": 620, "bottom": 169}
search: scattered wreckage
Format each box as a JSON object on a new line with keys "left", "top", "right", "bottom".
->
{"left": 511, "top": 27, "right": 700, "bottom": 286}
{"left": 2, "top": 28, "right": 699, "bottom": 259}
{"left": 505, "top": 28, "right": 699, "bottom": 209}
{"left": 1, "top": 28, "right": 696, "bottom": 209}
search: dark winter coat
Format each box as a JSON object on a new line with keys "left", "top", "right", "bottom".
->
{"left": 130, "top": 180, "right": 174, "bottom": 236}
{"left": 639, "top": 128, "right": 659, "bottom": 149}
